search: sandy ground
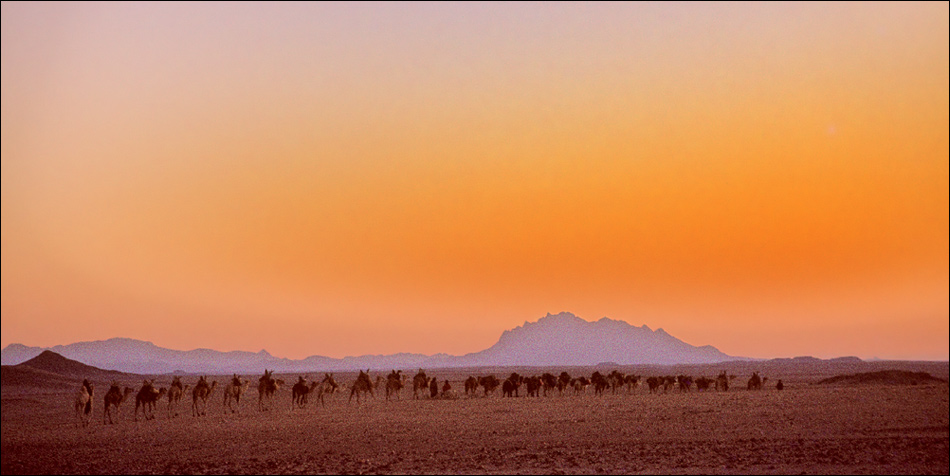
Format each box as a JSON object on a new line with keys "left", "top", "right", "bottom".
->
{"left": 2, "top": 368, "right": 948, "bottom": 475}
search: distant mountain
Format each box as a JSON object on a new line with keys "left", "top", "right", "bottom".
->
{"left": 1, "top": 312, "right": 742, "bottom": 373}
{"left": 451, "top": 312, "right": 735, "bottom": 366}
{"left": 1, "top": 343, "right": 44, "bottom": 365}
{"left": 1, "top": 338, "right": 332, "bottom": 375}
{"left": 0, "top": 338, "right": 445, "bottom": 374}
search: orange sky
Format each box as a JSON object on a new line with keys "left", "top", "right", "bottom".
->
{"left": 2, "top": 3, "right": 947, "bottom": 360}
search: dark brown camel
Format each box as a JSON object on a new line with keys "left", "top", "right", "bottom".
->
{"left": 167, "top": 376, "right": 190, "bottom": 418}
{"left": 349, "top": 369, "right": 374, "bottom": 404}
{"left": 192, "top": 376, "right": 217, "bottom": 417}
{"left": 412, "top": 369, "right": 429, "bottom": 399}
{"left": 479, "top": 375, "right": 500, "bottom": 397}
{"left": 503, "top": 373, "right": 523, "bottom": 397}
{"left": 103, "top": 382, "right": 134, "bottom": 424}
{"left": 291, "top": 376, "right": 320, "bottom": 409}
{"left": 134, "top": 380, "right": 167, "bottom": 421}
{"left": 464, "top": 376, "right": 479, "bottom": 396}
{"left": 429, "top": 375, "right": 439, "bottom": 398}
{"left": 385, "top": 370, "right": 404, "bottom": 401}
{"left": 257, "top": 369, "right": 282, "bottom": 411}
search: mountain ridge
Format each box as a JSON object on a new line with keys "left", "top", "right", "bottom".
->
{"left": 2, "top": 312, "right": 745, "bottom": 373}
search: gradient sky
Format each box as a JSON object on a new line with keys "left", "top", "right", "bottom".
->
{"left": 2, "top": 2, "right": 947, "bottom": 361}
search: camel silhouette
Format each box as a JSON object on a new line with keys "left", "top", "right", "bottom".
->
{"left": 103, "top": 382, "right": 134, "bottom": 425}
{"left": 74, "top": 379, "right": 94, "bottom": 427}
{"left": 223, "top": 375, "right": 250, "bottom": 413}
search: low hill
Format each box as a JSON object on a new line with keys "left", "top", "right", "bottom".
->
{"left": 1, "top": 351, "right": 135, "bottom": 394}
{"left": 817, "top": 370, "right": 946, "bottom": 386}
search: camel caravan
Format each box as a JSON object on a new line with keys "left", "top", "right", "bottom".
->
{"left": 70, "top": 368, "right": 776, "bottom": 423}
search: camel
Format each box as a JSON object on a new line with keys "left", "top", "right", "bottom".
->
{"left": 74, "top": 379, "right": 94, "bottom": 427}
{"left": 257, "top": 369, "right": 283, "bottom": 411}
{"left": 557, "top": 372, "right": 572, "bottom": 395}
{"left": 677, "top": 375, "right": 693, "bottom": 393}
{"left": 624, "top": 375, "right": 640, "bottom": 394}
{"left": 572, "top": 376, "right": 590, "bottom": 395}
{"left": 167, "top": 376, "right": 189, "bottom": 418}
{"left": 503, "top": 373, "right": 523, "bottom": 397}
{"left": 607, "top": 371, "right": 625, "bottom": 394}
{"left": 541, "top": 373, "right": 558, "bottom": 396}
{"left": 103, "top": 382, "right": 134, "bottom": 424}
{"left": 309, "top": 373, "right": 338, "bottom": 408}
{"left": 464, "top": 376, "right": 479, "bottom": 397}
{"left": 134, "top": 380, "right": 167, "bottom": 421}
{"left": 291, "top": 376, "right": 308, "bottom": 408}
{"left": 524, "top": 376, "right": 542, "bottom": 397}
{"left": 747, "top": 372, "right": 767, "bottom": 391}
{"left": 715, "top": 371, "right": 730, "bottom": 392}
{"left": 646, "top": 376, "right": 661, "bottom": 393}
{"left": 479, "top": 375, "right": 500, "bottom": 397}
{"left": 223, "top": 375, "right": 250, "bottom": 413}
{"left": 192, "top": 376, "right": 217, "bottom": 417}
{"left": 695, "top": 376, "right": 714, "bottom": 392}
{"left": 412, "top": 369, "right": 428, "bottom": 399}
{"left": 591, "top": 372, "right": 609, "bottom": 396}
{"left": 291, "top": 375, "right": 333, "bottom": 409}
{"left": 385, "top": 370, "right": 404, "bottom": 401}
{"left": 661, "top": 376, "right": 676, "bottom": 393}
{"left": 349, "top": 369, "right": 374, "bottom": 404}
{"left": 429, "top": 375, "right": 439, "bottom": 398}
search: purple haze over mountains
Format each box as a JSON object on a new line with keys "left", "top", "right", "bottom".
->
{"left": 1, "top": 312, "right": 738, "bottom": 374}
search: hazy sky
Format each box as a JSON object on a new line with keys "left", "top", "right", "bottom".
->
{"left": 2, "top": 2, "right": 947, "bottom": 360}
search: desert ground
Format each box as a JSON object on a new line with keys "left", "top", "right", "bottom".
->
{"left": 2, "top": 362, "right": 948, "bottom": 475}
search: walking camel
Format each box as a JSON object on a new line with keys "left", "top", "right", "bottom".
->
{"left": 74, "top": 379, "right": 94, "bottom": 427}
{"left": 103, "top": 382, "right": 134, "bottom": 424}
{"left": 385, "top": 370, "right": 405, "bottom": 401}
{"left": 167, "top": 376, "right": 189, "bottom": 418}
{"left": 412, "top": 369, "right": 429, "bottom": 399}
{"left": 257, "top": 369, "right": 283, "bottom": 411}
{"left": 747, "top": 372, "right": 767, "bottom": 391}
{"left": 291, "top": 374, "right": 338, "bottom": 409}
{"left": 223, "top": 375, "right": 250, "bottom": 413}
{"left": 311, "top": 373, "right": 338, "bottom": 408}
{"left": 192, "top": 376, "right": 217, "bottom": 417}
{"left": 134, "top": 380, "right": 167, "bottom": 421}
{"left": 291, "top": 376, "right": 318, "bottom": 409}
{"left": 349, "top": 369, "right": 374, "bottom": 404}
{"left": 464, "top": 376, "right": 479, "bottom": 397}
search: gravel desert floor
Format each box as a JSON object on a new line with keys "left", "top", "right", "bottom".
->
{"left": 2, "top": 365, "right": 948, "bottom": 475}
